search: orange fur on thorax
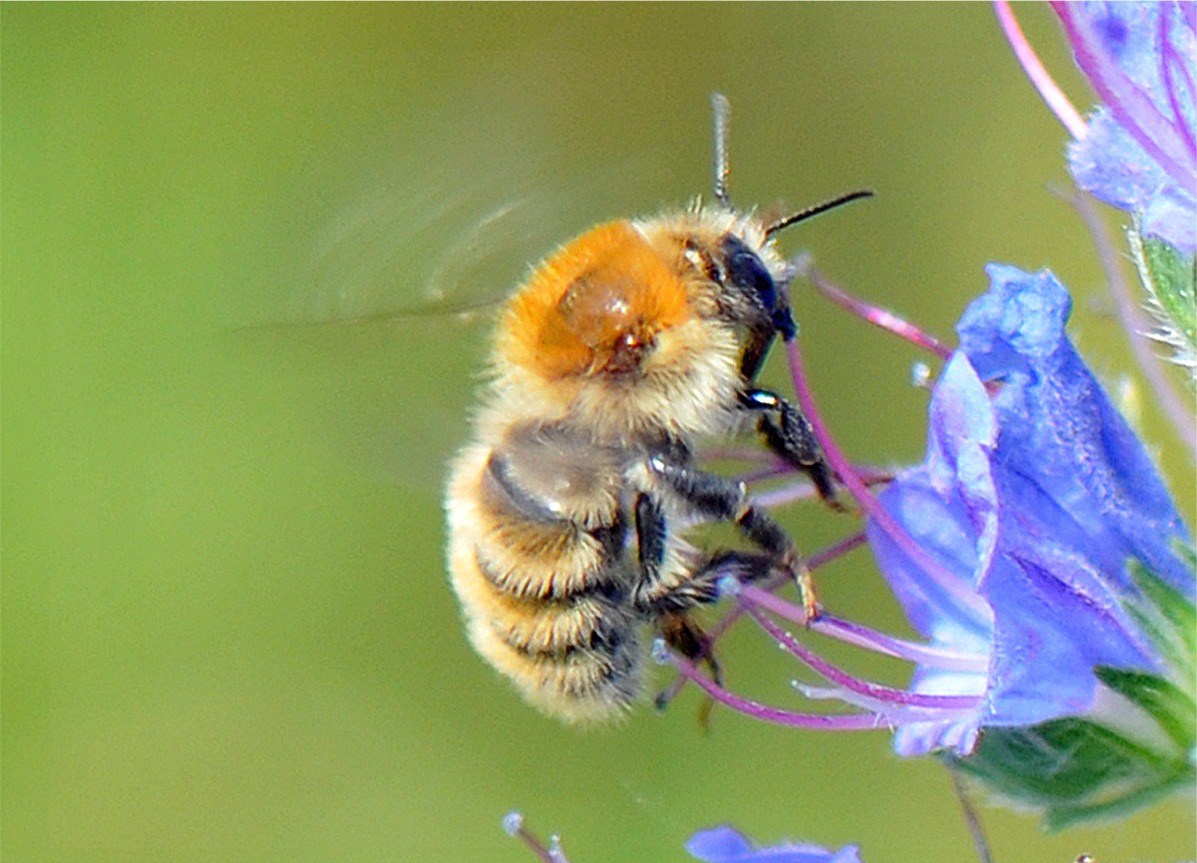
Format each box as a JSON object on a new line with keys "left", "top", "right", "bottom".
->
{"left": 499, "top": 221, "right": 694, "bottom": 380}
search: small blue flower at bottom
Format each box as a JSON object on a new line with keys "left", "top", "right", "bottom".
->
{"left": 686, "top": 826, "right": 864, "bottom": 863}
{"left": 868, "top": 263, "right": 1193, "bottom": 757}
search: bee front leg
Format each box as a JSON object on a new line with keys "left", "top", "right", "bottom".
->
{"left": 739, "top": 388, "right": 841, "bottom": 509}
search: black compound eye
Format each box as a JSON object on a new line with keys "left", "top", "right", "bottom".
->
{"left": 718, "top": 235, "right": 796, "bottom": 340}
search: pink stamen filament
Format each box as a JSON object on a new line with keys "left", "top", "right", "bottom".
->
{"left": 748, "top": 479, "right": 821, "bottom": 508}
{"left": 701, "top": 447, "right": 778, "bottom": 465}
{"left": 994, "top": 0, "right": 1088, "bottom": 140}
{"left": 811, "top": 610, "right": 989, "bottom": 673}
{"left": 742, "top": 603, "right": 983, "bottom": 711}
{"left": 804, "top": 265, "right": 954, "bottom": 360}
{"left": 784, "top": 334, "right": 991, "bottom": 620}
{"left": 739, "top": 585, "right": 988, "bottom": 673}
{"left": 792, "top": 682, "right": 980, "bottom": 725}
{"left": 665, "top": 649, "right": 891, "bottom": 730}
{"left": 748, "top": 464, "right": 894, "bottom": 509}
{"left": 1160, "top": 10, "right": 1197, "bottom": 158}
{"left": 739, "top": 462, "right": 801, "bottom": 486}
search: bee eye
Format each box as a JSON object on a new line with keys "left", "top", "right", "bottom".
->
{"left": 718, "top": 235, "right": 796, "bottom": 339}
{"left": 719, "top": 235, "right": 774, "bottom": 305}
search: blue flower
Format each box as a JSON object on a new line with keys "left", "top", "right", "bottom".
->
{"left": 868, "top": 263, "right": 1193, "bottom": 756}
{"left": 686, "top": 826, "right": 863, "bottom": 863}
{"left": 1056, "top": 1, "right": 1196, "bottom": 255}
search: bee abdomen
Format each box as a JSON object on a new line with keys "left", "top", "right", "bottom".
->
{"left": 469, "top": 608, "right": 643, "bottom": 723}
{"left": 446, "top": 421, "right": 649, "bottom": 721}
{"left": 473, "top": 520, "right": 623, "bottom": 599}
{"left": 487, "top": 582, "right": 629, "bottom": 653}
{"left": 448, "top": 527, "right": 644, "bottom": 718}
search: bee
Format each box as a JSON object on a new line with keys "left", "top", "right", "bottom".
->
{"left": 445, "top": 94, "right": 870, "bottom": 723}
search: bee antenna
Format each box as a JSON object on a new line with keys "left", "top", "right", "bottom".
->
{"left": 711, "top": 93, "right": 732, "bottom": 210}
{"left": 764, "top": 189, "right": 874, "bottom": 238}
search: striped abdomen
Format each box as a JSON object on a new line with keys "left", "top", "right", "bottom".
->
{"left": 445, "top": 425, "right": 645, "bottom": 722}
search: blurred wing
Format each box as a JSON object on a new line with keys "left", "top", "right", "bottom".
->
{"left": 228, "top": 91, "right": 664, "bottom": 497}
{"left": 231, "top": 169, "right": 579, "bottom": 496}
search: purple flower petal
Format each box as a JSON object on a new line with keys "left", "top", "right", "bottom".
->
{"left": 686, "top": 826, "right": 863, "bottom": 863}
{"left": 868, "top": 264, "right": 1193, "bottom": 756}
{"left": 959, "top": 264, "right": 1191, "bottom": 598}
{"left": 1070, "top": 108, "right": 1197, "bottom": 254}
{"left": 1060, "top": 1, "right": 1197, "bottom": 254}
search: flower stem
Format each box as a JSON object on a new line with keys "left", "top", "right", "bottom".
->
{"left": 949, "top": 769, "right": 994, "bottom": 863}
{"left": 503, "top": 812, "right": 573, "bottom": 863}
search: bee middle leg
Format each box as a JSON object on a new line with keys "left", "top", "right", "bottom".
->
{"left": 638, "top": 455, "right": 819, "bottom": 618}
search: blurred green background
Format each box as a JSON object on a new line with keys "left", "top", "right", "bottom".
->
{"left": 4, "top": 5, "right": 1193, "bottom": 863}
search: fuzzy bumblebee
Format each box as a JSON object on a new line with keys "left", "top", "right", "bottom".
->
{"left": 445, "top": 95, "right": 868, "bottom": 722}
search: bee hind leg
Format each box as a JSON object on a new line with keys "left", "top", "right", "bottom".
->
{"left": 638, "top": 549, "right": 774, "bottom": 616}
{"left": 659, "top": 612, "right": 722, "bottom": 686}
{"left": 654, "top": 612, "right": 722, "bottom": 730}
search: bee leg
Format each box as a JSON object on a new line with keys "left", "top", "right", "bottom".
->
{"left": 656, "top": 612, "right": 723, "bottom": 729}
{"left": 659, "top": 613, "right": 721, "bottom": 685}
{"left": 633, "top": 492, "right": 668, "bottom": 587}
{"left": 645, "top": 456, "right": 820, "bottom": 619}
{"left": 633, "top": 492, "right": 721, "bottom": 720}
{"left": 632, "top": 498, "right": 776, "bottom": 613}
{"left": 639, "top": 549, "right": 772, "bottom": 615}
{"left": 739, "top": 388, "right": 842, "bottom": 510}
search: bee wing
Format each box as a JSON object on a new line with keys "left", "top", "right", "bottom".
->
{"left": 229, "top": 95, "right": 663, "bottom": 496}
{"left": 231, "top": 170, "right": 579, "bottom": 496}
{"left": 229, "top": 306, "right": 492, "bottom": 496}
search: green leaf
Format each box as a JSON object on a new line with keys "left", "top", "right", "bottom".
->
{"left": 947, "top": 717, "right": 1195, "bottom": 831}
{"left": 1125, "top": 552, "right": 1197, "bottom": 680}
{"left": 1094, "top": 666, "right": 1195, "bottom": 751}
{"left": 1128, "top": 226, "right": 1197, "bottom": 375}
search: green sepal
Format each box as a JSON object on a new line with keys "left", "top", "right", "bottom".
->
{"left": 1128, "top": 225, "right": 1197, "bottom": 375}
{"left": 946, "top": 550, "right": 1197, "bottom": 831}
{"left": 945, "top": 716, "right": 1195, "bottom": 831}
{"left": 1124, "top": 550, "right": 1197, "bottom": 677}
{"left": 1094, "top": 666, "right": 1195, "bottom": 752}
